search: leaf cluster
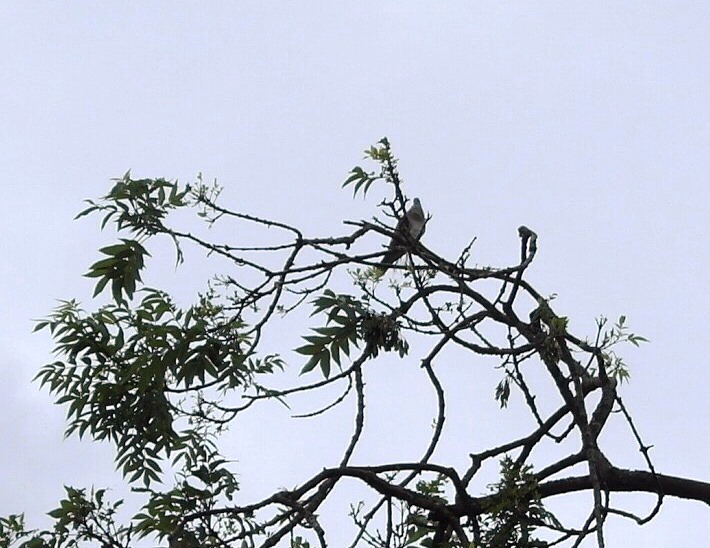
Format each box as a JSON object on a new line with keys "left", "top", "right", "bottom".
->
{"left": 33, "top": 288, "right": 260, "bottom": 488}
{"left": 85, "top": 239, "right": 149, "bottom": 302}
{"left": 75, "top": 173, "right": 190, "bottom": 237}
{"left": 295, "top": 290, "right": 362, "bottom": 378}
{"left": 479, "top": 458, "right": 558, "bottom": 548}
{"left": 594, "top": 315, "right": 648, "bottom": 383}
{"left": 1, "top": 488, "right": 129, "bottom": 548}
{"left": 1, "top": 142, "right": 665, "bottom": 548}
{"left": 342, "top": 137, "right": 397, "bottom": 198}
{"left": 295, "top": 289, "right": 408, "bottom": 377}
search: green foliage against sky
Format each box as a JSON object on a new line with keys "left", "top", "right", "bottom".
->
{"left": 2, "top": 142, "right": 705, "bottom": 548}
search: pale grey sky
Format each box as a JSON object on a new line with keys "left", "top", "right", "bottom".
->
{"left": 1, "top": 2, "right": 709, "bottom": 546}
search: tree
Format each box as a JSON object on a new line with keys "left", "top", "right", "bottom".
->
{"left": 2, "top": 139, "right": 708, "bottom": 548}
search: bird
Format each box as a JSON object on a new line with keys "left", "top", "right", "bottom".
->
{"left": 375, "top": 197, "right": 426, "bottom": 275}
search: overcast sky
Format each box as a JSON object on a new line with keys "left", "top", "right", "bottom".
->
{"left": 1, "top": 2, "right": 709, "bottom": 546}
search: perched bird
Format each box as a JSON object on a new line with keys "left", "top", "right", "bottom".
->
{"left": 376, "top": 197, "right": 426, "bottom": 275}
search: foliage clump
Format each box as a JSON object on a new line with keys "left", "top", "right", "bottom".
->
{"left": 3, "top": 141, "right": 692, "bottom": 548}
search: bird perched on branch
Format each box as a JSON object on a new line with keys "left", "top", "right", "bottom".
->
{"left": 375, "top": 197, "right": 426, "bottom": 275}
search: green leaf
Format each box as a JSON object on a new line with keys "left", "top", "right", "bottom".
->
{"left": 92, "top": 275, "right": 110, "bottom": 298}
{"left": 47, "top": 507, "right": 66, "bottom": 519}
{"left": 294, "top": 344, "right": 320, "bottom": 356}
{"left": 300, "top": 355, "right": 319, "bottom": 375}
{"left": 99, "top": 243, "right": 130, "bottom": 256}
{"left": 33, "top": 321, "right": 49, "bottom": 332}
{"left": 319, "top": 349, "right": 331, "bottom": 378}
{"left": 314, "top": 326, "right": 343, "bottom": 336}
{"left": 74, "top": 203, "right": 99, "bottom": 220}
{"left": 330, "top": 341, "right": 341, "bottom": 366}
{"left": 112, "top": 278, "right": 124, "bottom": 304}
{"left": 22, "top": 538, "right": 47, "bottom": 548}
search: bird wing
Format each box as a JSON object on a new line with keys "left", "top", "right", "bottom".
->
{"left": 405, "top": 199, "right": 425, "bottom": 239}
{"left": 377, "top": 198, "right": 426, "bottom": 273}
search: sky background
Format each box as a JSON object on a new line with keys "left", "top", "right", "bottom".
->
{"left": 1, "top": 2, "right": 709, "bottom": 546}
